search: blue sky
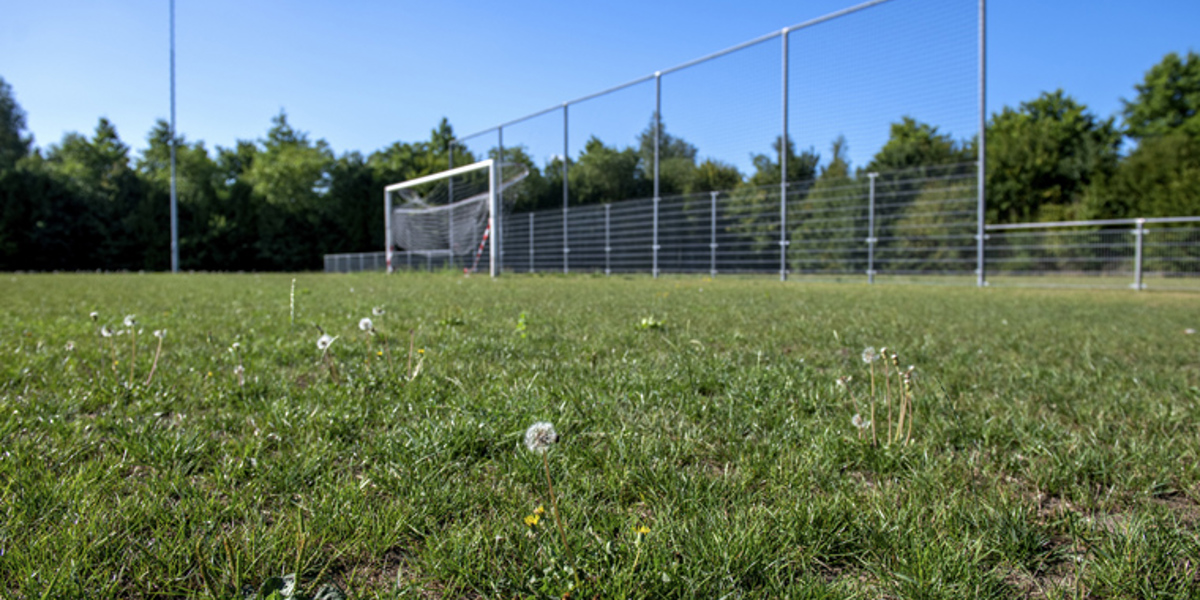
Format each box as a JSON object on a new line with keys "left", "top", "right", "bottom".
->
{"left": 2, "top": 0, "right": 1197, "bottom": 174}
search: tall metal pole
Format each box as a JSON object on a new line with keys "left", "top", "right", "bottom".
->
{"left": 169, "top": 0, "right": 178, "bottom": 273}
{"left": 530, "top": 213, "right": 535, "bottom": 273}
{"left": 496, "top": 128, "right": 504, "bottom": 274}
{"left": 447, "top": 141, "right": 454, "bottom": 202}
{"left": 867, "top": 172, "right": 877, "bottom": 284}
{"left": 563, "top": 103, "right": 570, "bottom": 274}
{"left": 779, "top": 28, "right": 790, "bottom": 282}
{"left": 653, "top": 72, "right": 661, "bottom": 279}
{"left": 976, "top": 0, "right": 987, "bottom": 287}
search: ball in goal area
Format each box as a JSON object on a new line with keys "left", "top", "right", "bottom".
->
{"left": 384, "top": 159, "right": 528, "bottom": 277}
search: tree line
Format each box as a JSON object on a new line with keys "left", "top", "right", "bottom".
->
{"left": 1, "top": 51, "right": 1197, "bottom": 272}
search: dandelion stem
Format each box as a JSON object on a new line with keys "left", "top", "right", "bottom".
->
{"left": 129, "top": 329, "right": 137, "bottom": 386}
{"left": 542, "top": 451, "right": 573, "bottom": 566}
{"left": 869, "top": 361, "right": 877, "bottom": 445}
{"left": 406, "top": 329, "right": 415, "bottom": 381}
{"left": 144, "top": 335, "right": 164, "bottom": 386}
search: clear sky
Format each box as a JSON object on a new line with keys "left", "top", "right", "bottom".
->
{"left": 2, "top": 0, "right": 1197, "bottom": 174}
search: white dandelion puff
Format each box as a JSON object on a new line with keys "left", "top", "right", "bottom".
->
{"left": 524, "top": 422, "right": 558, "bottom": 454}
{"left": 852, "top": 413, "right": 871, "bottom": 430}
{"left": 372, "top": 306, "right": 385, "bottom": 316}
{"left": 836, "top": 375, "right": 853, "bottom": 390}
{"left": 233, "top": 365, "right": 245, "bottom": 376}
{"left": 317, "top": 334, "right": 337, "bottom": 351}
{"left": 89, "top": 311, "right": 99, "bottom": 322}
{"left": 100, "top": 326, "right": 113, "bottom": 338}
{"left": 359, "top": 317, "right": 374, "bottom": 332}
{"left": 153, "top": 329, "right": 166, "bottom": 340}
{"left": 1186, "top": 328, "right": 1196, "bottom": 335}
{"left": 229, "top": 342, "right": 240, "bottom": 352}
{"left": 861, "top": 347, "right": 878, "bottom": 364}
{"left": 65, "top": 341, "right": 75, "bottom": 352}
{"left": 123, "top": 315, "right": 137, "bottom": 328}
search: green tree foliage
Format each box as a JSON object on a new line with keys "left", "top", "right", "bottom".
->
{"left": 637, "top": 114, "right": 698, "bottom": 197}
{"left": 569, "top": 136, "right": 646, "bottom": 205}
{"left": 792, "top": 136, "right": 864, "bottom": 272}
{"left": 0, "top": 76, "right": 32, "bottom": 171}
{"left": 986, "top": 90, "right": 1120, "bottom": 223}
{"left": 1122, "top": 51, "right": 1200, "bottom": 140}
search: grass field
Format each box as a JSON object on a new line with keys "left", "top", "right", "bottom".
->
{"left": 1, "top": 272, "right": 1198, "bottom": 599}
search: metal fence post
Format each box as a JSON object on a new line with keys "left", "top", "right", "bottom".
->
{"left": 976, "top": 0, "right": 988, "bottom": 287}
{"left": 563, "top": 103, "right": 570, "bottom": 274}
{"left": 710, "top": 191, "right": 719, "bottom": 277}
{"left": 653, "top": 72, "right": 661, "bottom": 279}
{"left": 780, "top": 27, "right": 790, "bottom": 282}
{"left": 530, "top": 213, "right": 536, "bottom": 273}
{"left": 1133, "top": 218, "right": 1145, "bottom": 291}
{"left": 867, "top": 172, "right": 878, "bottom": 284}
{"left": 605, "top": 204, "right": 612, "bottom": 276}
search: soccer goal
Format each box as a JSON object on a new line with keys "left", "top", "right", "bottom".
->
{"left": 384, "top": 159, "right": 528, "bottom": 277}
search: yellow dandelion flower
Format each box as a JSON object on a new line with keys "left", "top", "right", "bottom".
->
{"left": 418, "top": 348, "right": 425, "bottom": 354}
{"left": 635, "top": 525, "right": 650, "bottom": 535}
{"left": 524, "top": 514, "right": 540, "bottom": 527}
{"left": 376, "top": 350, "right": 383, "bottom": 357}
{"left": 534, "top": 505, "right": 545, "bottom": 515}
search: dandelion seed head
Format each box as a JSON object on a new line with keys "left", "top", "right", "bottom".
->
{"left": 100, "top": 326, "right": 113, "bottom": 338}
{"left": 524, "top": 421, "right": 558, "bottom": 454}
{"left": 836, "top": 375, "right": 852, "bottom": 389}
{"left": 359, "top": 317, "right": 374, "bottom": 332}
{"left": 1187, "top": 328, "right": 1196, "bottom": 335}
{"left": 65, "top": 341, "right": 75, "bottom": 352}
{"left": 89, "top": 311, "right": 99, "bottom": 322}
{"left": 372, "top": 306, "right": 385, "bottom": 316}
{"left": 153, "top": 329, "right": 166, "bottom": 340}
{"left": 233, "top": 365, "right": 245, "bottom": 376}
{"left": 229, "top": 342, "right": 240, "bottom": 352}
{"left": 852, "top": 413, "right": 871, "bottom": 430}
{"left": 861, "top": 347, "right": 878, "bottom": 364}
{"left": 123, "top": 315, "right": 137, "bottom": 328}
{"left": 317, "top": 334, "right": 337, "bottom": 351}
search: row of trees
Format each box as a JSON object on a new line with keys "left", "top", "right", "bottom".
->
{"left": 1, "top": 51, "right": 1197, "bottom": 271}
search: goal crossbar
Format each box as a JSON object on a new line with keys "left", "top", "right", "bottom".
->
{"left": 385, "top": 159, "right": 502, "bottom": 277}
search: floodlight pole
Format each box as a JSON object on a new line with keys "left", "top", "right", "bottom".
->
{"left": 976, "top": 0, "right": 987, "bottom": 287}
{"left": 169, "top": 0, "right": 178, "bottom": 273}
{"left": 384, "top": 188, "right": 393, "bottom": 273}
{"left": 497, "top": 128, "right": 504, "bottom": 274}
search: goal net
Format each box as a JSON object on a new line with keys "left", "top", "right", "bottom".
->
{"left": 384, "top": 159, "right": 527, "bottom": 277}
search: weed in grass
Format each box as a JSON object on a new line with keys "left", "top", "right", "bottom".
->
{"left": 143, "top": 328, "right": 166, "bottom": 385}
{"left": 316, "top": 332, "right": 339, "bottom": 384}
{"left": 524, "top": 421, "right": 575, "bottom": 584}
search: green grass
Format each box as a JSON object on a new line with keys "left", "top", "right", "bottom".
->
{"left": 1, "top": 272, "right": 1198, "bottom": 599}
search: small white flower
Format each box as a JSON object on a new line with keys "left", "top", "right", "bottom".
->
{"left": 317, "top": 334, "right": 337, "bottom": 351}
{"left": 230, "top": 342, "right": 240, "bottom": 352}
{"left": 359, "top": 317, "right": 374, "bottom": 332}
{"left": 836, "top": 375, "right": 852, "bottom": 389}
{"left": 123, "top": 315, "right": 137, "bottom": 328}
{"left": 233, "top": 365, "right": 245, "bottom": 376}
{"left": 852, "top": 414, "right": 871, "bottom": 430}
{"left": 524, "top": 422, "right": 558, "bottom": 454}
{"left": 65, "top": 341, "right": 76, "bottom": 352}
{"left": 1186, "top": 328, "right": 1196, "bottom": 335}
{"left": 153, "top": 329, "right": 166, "bottom": 339}
{"left": 89, "top": 311, "right": 99, "bottom": 322}
{"left": 100, "top": 326, "right": 113, "bottom": 338}
{"left": 861, "top": 347, "right": 878, "bottom": 364}
{"left": 372, "top": 306, "right": 385, "bottom": 316}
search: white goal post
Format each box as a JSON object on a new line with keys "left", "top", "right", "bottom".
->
{"left": 384, "top": 159, "right": 501, "bottom": 277}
